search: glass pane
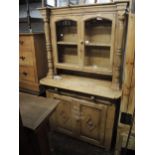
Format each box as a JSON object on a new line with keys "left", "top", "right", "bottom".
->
{"left": 56, "top": 20, "right": 78, "bottom": 65}
{"left": 58, "top": 45, "right": 78, "bottom": 64}
{"left": 85, "top": 18, "right": 112, "bottom": 44}
{"left": 84, "top": 46, "right": 110, "bottom": 68}
{"left": 56, "top": 20, "right": 77, "bottom": 43}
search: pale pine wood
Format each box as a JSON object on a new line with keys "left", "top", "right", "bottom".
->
{"left": 19, "top": 33, "right": 48, "bottom": 94}
{"left": 40, "top": 75, "right": 122, "bottom": 99}
{"left": 39, "top": 2, "right": 129, "bottom": 150}
{"left": 127, "top": 65, "right": 134, "bottom": 113}
{"left": 46, "top": 91, "right": 115, "bottom": 149}
{"left": 42, "top": 2, "right": 128, "bottom": 78}
{"left": 115, "top": 13, "right": 135, "bottom": 154}
{"left": 39, "top": 8, "right": 54, "bottom": 78}
{"left": 120, "top": 13, "right": 135, "bottom": 113}
{"left": 55, "top": 63, "right": 112, "bottom": 75}
{"left": 112, "top": 5, "right": 127, "bottom": 90}
{"left": 104, "top": 104, "right": 115, "bottom": 149}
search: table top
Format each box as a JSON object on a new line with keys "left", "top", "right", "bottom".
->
{"left": 20, "top": 92, "right": 59, "bottom": 130}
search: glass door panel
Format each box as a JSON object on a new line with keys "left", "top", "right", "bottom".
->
{"left": 56, "top": 20, "right": 78, "bottom": 65}
{"left": 84, "top": 18, "right": 112, "bottom": 73}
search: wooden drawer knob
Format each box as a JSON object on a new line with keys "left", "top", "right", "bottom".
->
{"left": 20, "top": 56, "right": 25, "bottom": 60}
{"left": 19, "top": 40, "right": 24, "bottom": 45}
{"left": 80, "top": 41, "right": 84, "bottom": 44}
{"left": 22, "top": 72, "right": 28, "bottom": 76}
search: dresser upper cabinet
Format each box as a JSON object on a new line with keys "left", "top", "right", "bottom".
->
{"left": 38, "top": 1, "right": 129, "bottom": 90}
{"left": 52, "top": 13, "right": 115, "bottom": 76}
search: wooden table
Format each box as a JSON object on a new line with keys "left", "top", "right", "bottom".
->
{"left": 20, "top": 92, "right": 59, "bottom": 155}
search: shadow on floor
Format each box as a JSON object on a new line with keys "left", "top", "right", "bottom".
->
{"left": 49, "top": 131, "right": 114, "bottom": 155}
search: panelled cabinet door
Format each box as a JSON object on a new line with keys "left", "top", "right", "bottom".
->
{"left": 80, "top": 102, "right": 107, "bottom": 145}
{"left": 55, "top": 100, "right": 73, "bottom": 133}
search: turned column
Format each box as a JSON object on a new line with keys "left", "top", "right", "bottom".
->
{"left": 112, "top": 9, "right": 126, "bottom": 90}
{"left": 40, "top": 8, "right": 54, "bottom": 78}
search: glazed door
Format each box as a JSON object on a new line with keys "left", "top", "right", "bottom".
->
{"left": 51, "top": 16, "right": 82, "bottom": 73}
{"left": 80, "top": 13, "right": 116, "bottom": 75}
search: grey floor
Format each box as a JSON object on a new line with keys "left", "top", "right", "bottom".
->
{"left": 49, "top": 131, "right": 114, "bottom": 155}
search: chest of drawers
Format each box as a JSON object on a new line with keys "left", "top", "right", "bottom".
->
{"left": 19, "top": 33, "right": 47, "bottom": 94}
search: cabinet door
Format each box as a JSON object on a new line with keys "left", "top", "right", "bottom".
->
{"left": 51, "top": 16, "right": 81, "bottom": 73}
{"left": 80, "top": 102, "right": 116, "bottom": 148}
{"left": 80, "top": 102, "right": 107, "bottom": 145}
{"left": 80, "top": 13, "right": 116, "bottom": 75}
{"left": 55, "top": 100, "right": 73, "bottom": 132}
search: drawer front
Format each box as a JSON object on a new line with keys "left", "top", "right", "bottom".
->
{"left": 19, "top": 66, "right": 36, "bottom": 82}
{"left": 19, "top": 36, "right": 34, "bottom": 52}
{"left": 19, "top": 51, "right": 34, "bottom": 66}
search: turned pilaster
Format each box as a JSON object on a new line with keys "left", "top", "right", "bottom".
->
{"left": 112, "top": 9, "right": 126, "bottom": 90}
{"left": 40, "top": 8, "right": 54, "bottom": 78}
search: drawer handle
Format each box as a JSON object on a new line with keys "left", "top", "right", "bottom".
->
{"left": 22, "top": 72, "right": 28, "bottom": 76}
{"left": 20, "top": 56, "right": 25, "bottom": 60}
{"left": 19, "top": 40, "right": 24, "bottom": 45}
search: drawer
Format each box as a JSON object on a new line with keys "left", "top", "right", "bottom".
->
{"left": 19, "top": 36, "right": 34, "bottom": 52}
{"left": 19, "top": 66, "right": 36, "bottom": 82}
{"left": 19, "top": 52, "right": 34, "bottom": 66}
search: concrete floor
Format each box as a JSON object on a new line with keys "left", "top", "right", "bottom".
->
{"left": 48, "top": 131, "right": 135, "bottom": 155}
{"left": 49, "top": 131, "right": 114, "bottom": 155}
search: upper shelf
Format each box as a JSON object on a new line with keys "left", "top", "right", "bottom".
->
{"left": 85, "top": 42, "right": 111, "bottom": 47}
{"left": 57, "top": 41, "right": 77, "bottom": 45}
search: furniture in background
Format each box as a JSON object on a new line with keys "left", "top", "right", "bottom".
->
{"left": 19, "top": 92, "right": 60, "bottom": 155}
{"left": 19, "top": 33, "right": 48, "bottom": 94}
{"left": 39, "top": 1, "right": 129, "bottom": 150}
{"left": 19, "top": 2, "right": 44, "bottom": 33}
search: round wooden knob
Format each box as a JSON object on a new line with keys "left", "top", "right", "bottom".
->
{"left": 20, "top": 56, "right": 25, "bottom": 60}
{"left": 80, "top": 41, "right": 84, "bottom": 44}
{"left": 22, "top": 72, "right": 28, "bottom": 76}
{"left": 19, "top": 40, "right": 24, "bottom": 45}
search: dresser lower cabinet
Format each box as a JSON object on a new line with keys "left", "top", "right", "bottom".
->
{"left": 46, "top": 90, "right": 116, "bottom": 149}
{"left": 19, "top": 33, "right": 47, "bottom": 94}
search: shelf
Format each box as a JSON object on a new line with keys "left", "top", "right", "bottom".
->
{"left": 40, "top": 74, "right": 121, "bottom": 99}
{"left": 85, "top": 43, "right": 111, "bottom": 47}
{"left": 55, "top": 63, "right": 112, "bottom": 76}
{"left": 58, "top": 45, "right": 78, "bottom": 64}
{"left": 57, "top": 41, "right": 77, "bottom": 45}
